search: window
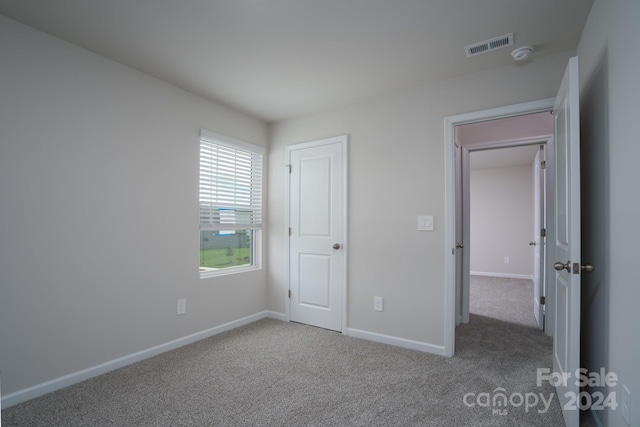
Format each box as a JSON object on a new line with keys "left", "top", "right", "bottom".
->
{"left": 199, "top": 130, "right": 263, "bottom": 277}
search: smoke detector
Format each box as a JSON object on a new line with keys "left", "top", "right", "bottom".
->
{"left": 465, "top": 33, "right": 514, "bottom": 57}
{"left": 511, "top": 46, "right": 534, "bottom": 61}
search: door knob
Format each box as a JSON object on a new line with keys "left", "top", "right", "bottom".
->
{"left": 529, "top": 241, "right": 536, "bottom": 246}
{"left": 332, "top": 243, "right": 341, "bottom": 250}
{"left": 554, "top": 261, "right": 571, "bottom": 272}
{"left": 456, "top": 242, "right": 464, "bottom": 249}
{"left": 581, "top": 263, "right": 595, "bottom": 273}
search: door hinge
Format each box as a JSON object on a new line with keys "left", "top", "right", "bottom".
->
{"left": 540, "top": 296, "right": 546, "bottom": 305}
{"left": 541, "top": 228, "right": 546, "bottom": 237}
{"left": 288, "top": 290, "right": 291, "bottom": 298}
{"left": 288, "top": 227, "right": 292, "bottom": 236}
{"left": 541, "top": 160, "right": 546, "bottom": 169}
{"left": 285, "top": 164, "right": 291, "bottom": 173}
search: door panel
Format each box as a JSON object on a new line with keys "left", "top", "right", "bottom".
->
{"left": 553, "top": 56, "right": 581, "bottom": 427}
{"left": 298, "top": 254, "right": 331, "bottom": 308}
{"left": 461, "top": 146, "right": 471, "bottom": 323}
{"left": 299, "top": 157, "right": 331, "bottom": 236}
{"left": 288, "top": 136, "right": 346, "bottom": 332}
{"left": 455, "top": 143, "right": 463, "bottom": 325}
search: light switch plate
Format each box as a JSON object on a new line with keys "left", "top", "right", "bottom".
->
{"left": 418, "top": 215, "right": 434, "bottom": 231}
{"left": 373, "top": 296, "right": 384, "bottom": 312}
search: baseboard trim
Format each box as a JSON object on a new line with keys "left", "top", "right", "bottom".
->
{"left": 1, "top": 311, "right": 277, "bottom": 409}
{"left": 265, "top": 311, "right": 287, "bottom": 322}
{"left": 346, "top": 328, "right": 446, "bottom": 356}
{"left": 470, "top": 271, "right": 533, "bottom": 280}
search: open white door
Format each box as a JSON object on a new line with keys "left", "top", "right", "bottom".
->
{"left": 552, "top": 56, "right": 581, "bottom": 427}
{"left": 288, "top": 136, "right": 347, "bottom": 332}
{"left": 460, "top": 147, "right": 471, "bottom": 324}
{"left": 532, "top": 146, "right": 546, "bottom": 330}
{"left": 454, "top": 143, "right": 464, "bottom": 325}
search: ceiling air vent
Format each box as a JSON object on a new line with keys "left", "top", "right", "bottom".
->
{"left": 465, "top": 33, "right": 514, "bottom": 57}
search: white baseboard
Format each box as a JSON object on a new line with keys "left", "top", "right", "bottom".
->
{"left": 346, "top": 328, "right": 445, "bottom": 356}
{"left": 265, "top": 311, "right": 287, "bottom": 322}
{"left": 2, "top": 311, "right": 280, "bottom": 409}
{"left": 470, "top": 271, "right": 533, "bottom": 280}
{"left": 2, "top": 313, "right": 441, "bottom": 409}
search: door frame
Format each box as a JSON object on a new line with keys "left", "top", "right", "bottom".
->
{"left": 284, "top": 135, "right": 349, "bottom": 333}
{"left": 443, "top": 98, "right": 555, "bottom": 356}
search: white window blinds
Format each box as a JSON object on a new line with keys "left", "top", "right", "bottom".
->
{"left": 199, "top": 131, "right": 263, "bottom": 230}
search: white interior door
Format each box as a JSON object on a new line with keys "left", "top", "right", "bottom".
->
{"left": 454, "top": 143, "right": 464, "bottom": 325}
{"left": 460, "top": 146, "right": 471, "bottom": 324}
{"left": 288, "top": 136, "right": 347, "bottom": 332}
{"left": 552, "top": 56, "right": 581, "bottom": 427}
{"left": 533, "top": 146, "right": 546, "bottom": 330}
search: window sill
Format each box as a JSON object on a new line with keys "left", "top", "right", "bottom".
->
{"left": 199, "top": 264, "right": 261, "bottom": 279}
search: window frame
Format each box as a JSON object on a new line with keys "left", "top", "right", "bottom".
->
{"left": 199, "top": 129, "right": 264, "bottom": 278}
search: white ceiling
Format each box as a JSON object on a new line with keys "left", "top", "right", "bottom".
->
{"left": 0, "top": 0, "right": 593, "bottom": 123}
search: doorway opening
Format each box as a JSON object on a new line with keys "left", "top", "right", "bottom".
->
{"left": 458, "top": 113, "right": 553, "bottom": 332}
{"left": 443, "top": 98, "right": 556, "bottom": 357}
{"left": 469, "top": 145, "right": 543, "bottom": 321}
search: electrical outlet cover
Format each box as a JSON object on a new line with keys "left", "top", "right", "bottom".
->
{"left": 177, "top": 299, "right": 186, "bottom": 315}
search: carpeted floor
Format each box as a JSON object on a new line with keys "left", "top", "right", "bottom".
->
{"left": 2, "top": 276, "right": 568, "bottom": 426}
{"left": 468, "top": 275, "right": 541, "bottom": 327}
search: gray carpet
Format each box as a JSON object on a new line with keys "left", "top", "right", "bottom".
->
{"left": 2, "top": 277, "right": 567, "bottom": 426}
{"left": 468, "top": 275, "right": 540, "bottom": 327}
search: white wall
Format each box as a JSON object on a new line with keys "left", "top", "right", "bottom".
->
{"left": 577, "top": 0, "right": 640, "bottom": 425}
{"left": 469, "top": 165, "right": 534, "bottom": 278}
{"left": 268, "top": 50, "right": 574, "bottom": 349}
{"left": 0, "top": 16, "right": 268, "bottom": 399}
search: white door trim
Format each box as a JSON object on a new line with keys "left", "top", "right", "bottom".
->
{"left": 285, "top": 135, "right": 348, "bottom": 333}
{"left": 443, "top": 98, "right": 555, "bottom": 357}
